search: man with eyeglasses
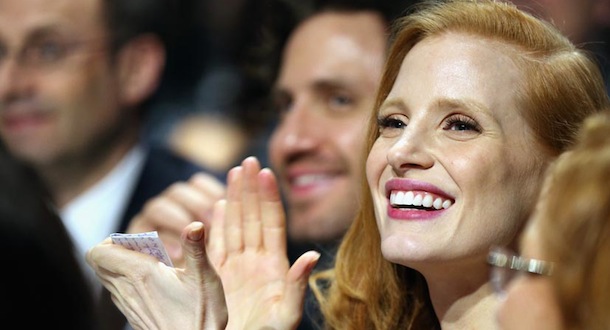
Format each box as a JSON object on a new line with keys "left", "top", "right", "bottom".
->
{"left": 0, "top": 0, "right": 224, "bottom": 326}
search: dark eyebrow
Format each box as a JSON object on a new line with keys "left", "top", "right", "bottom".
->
{"left": 0, "top": 26, "right": 61, "bottom": 50}
{"left": 272, "top": 77, "right": 355, "bottom": 100}
{"left": 27, "top": 28, "right": 66, "bottom": 42}
{"left": 311, "top": 79, "right": 354, "bottom": 93}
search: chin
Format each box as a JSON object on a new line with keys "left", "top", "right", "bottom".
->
{"left": 380, "top": 236, "right": 423, "bottom": 265}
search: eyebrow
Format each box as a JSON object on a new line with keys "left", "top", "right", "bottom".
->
{"left": 19, "top": 26, "right": 67, "bottom": 48}
{"left": 378, "top": 97, "right": 489, "bottom": 114}
{"left": 272, "top": 77, "right": 357, "bottom": 100}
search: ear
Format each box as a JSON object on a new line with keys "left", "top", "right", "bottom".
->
{"left": 115, "top": 34, "right": 166, "bottom": 107}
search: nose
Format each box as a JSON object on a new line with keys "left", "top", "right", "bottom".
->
{"left": 0, "top": 56, "right": 31, "bottom": 101}
{"left": 386, "top": 125, "right": 434, "bottom": 174}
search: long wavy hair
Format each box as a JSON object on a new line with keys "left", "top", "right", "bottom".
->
{"left": 310, "top": 0, "right": 610, "bottom": 329}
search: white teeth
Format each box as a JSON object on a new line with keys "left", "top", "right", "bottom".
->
{"left": 396, "top": 191, "right": 405, "bottom": 203}
{"left": 422, "top": 195, "right": 433, "bottom": 207}
{"left": 433, "top": 197, "right": 442, "bottom": 209}
{"left": 413, "top": 194, "right": 423, "bottom": 206}
{"left": 405, "top": 191, "right": 414, "bottom": 204}
{"left": 293, "top": 174, "right": 329, "bottom": 186}
{"left": 389, "top": 190, "right": 453, "bottom": 210}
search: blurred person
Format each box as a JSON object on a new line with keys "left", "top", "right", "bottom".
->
{"left": 123, "top": 1, "right": 411, "bottom": 328}
{"left": 129, "top": 0, "right": 415, "bottom": 263}
{"left": 269, "top": 0, "right": 400, "bottom": 248}
{"left": 492, "top": 110, "right": 610, "bottom": 330}
{"left": 0, "top": 1, "right": 225, "bottom": 328}
{"left": 0, "top": 141, "right": 97, "bottom": 329}
{"left": 86, "top": 1, "right": 610, "bottom": 329}
{"left": 126, "top": 1, "right": 409, "bottom": 328}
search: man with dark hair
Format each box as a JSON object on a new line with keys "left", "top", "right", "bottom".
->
{"left": 122, "top": 1, "right": 419, "bottom": 328}
{"left": 0, "top": 2, "right": 224, "bottom": 327}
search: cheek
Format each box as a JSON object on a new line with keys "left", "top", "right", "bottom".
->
{"left": 267, "top": 131, "right": 283, "bottom": 169}
{"left": 366, "top": 140, "right": 387, "bottom": 191}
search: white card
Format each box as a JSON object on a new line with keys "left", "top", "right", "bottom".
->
{"left": 110, "top": 231, "right": 173, "bottom": 267}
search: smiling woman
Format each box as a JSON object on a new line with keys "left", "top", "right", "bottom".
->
{"left": 316, "top": 0, "right": 610, "bottom": 328}
{"left": 84, "top": 1, "right": 610, "bottom": 329}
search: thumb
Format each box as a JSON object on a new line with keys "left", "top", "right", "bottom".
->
{"left": 181, "top": 221, "right": 213, "bottom": 275}
{"left": 284, "top": 251, "right": 321, "bottom": 312}
{"left": 180, "top": 221, "right": 229, "bottom": 328}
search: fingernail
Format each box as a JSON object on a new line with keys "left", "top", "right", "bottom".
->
{"left": 188, "top": 222, "right": 205, "bottom": 241}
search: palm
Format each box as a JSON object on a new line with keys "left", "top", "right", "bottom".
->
{"left": 206, "top": 157, "right": 316, "bottom": 330}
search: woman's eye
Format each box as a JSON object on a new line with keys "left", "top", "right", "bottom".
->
{"left": 444, "top": 115, "right": 481, "bottom": 132}
{"left": 377, "top": 116, "right": 406, "bottom": 137}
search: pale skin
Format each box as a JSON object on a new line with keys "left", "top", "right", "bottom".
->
{"left": 367, "top": 33, "right": 550, "bottom": 329}
{"left": 87, "top": 157, "right": 319, "bottom": 330}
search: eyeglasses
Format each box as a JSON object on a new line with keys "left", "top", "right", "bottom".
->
{"left": 0, "top": 37, "right": 107, "bottom": 73}
{"left": 487, "top": 246, "right": 555, "bottom": 297}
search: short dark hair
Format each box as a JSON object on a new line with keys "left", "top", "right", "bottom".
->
{"left": 101, "top": 0, "right": 173, "bottom": 53}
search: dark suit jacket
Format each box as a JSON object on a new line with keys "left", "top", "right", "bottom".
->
{"left": 99, "top": 145, "right": 225, "bottom": 330}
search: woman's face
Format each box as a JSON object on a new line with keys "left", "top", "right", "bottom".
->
{"left": 367, "top": 32, "right": 549, "bottom": 271}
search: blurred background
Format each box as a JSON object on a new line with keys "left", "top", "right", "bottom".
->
{"left": 143, "top": 0, "right": 610, "bottom": 174}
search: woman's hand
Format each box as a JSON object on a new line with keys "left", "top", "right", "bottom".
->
{"left": 87, "top": 222, "right": 228, "bottom": 330}
{"left": 206, "top": 156, "right": 320, "bottom": 329}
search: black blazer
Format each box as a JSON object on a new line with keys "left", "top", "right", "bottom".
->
{"left": 117, "top": 145, "right": 225, "bottom": 233}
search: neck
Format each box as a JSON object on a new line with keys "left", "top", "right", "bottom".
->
{"left": 417, "top": 258, "right": 499, "bottom": 329}
{"left": 39, "top": 136, "right": 138, "bottom": 208}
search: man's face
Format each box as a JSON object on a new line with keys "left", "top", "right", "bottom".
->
{"left": 268, "top": 11, "right": 386, "bottom": 243}
{"left": 0, "top": 0, "right": 127, "bottom": 171}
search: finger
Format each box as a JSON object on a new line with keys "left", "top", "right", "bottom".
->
{"left": 181, "top": 221, "right": 215, "bottom": 278}
{"left": 129, "top": 196, "right": 193, "bottom": 234}
{"left": 258, "top": 168, "right": 287, "bottom": 252}
{"left": 167, "top": 179, "right": 224, "bottom": 225}
{"left": 242, "top": 157, "right": 263, "bottom": 249}
{"left": 87, "top": 242, "right": 159, "bottom": 275}
{"left": 85, "top": 237, "right": 112, "bottom": 271}
{"left": 283, "top": 251, "right": 321, "bottom": 313}
{"left": 207, "top": 199, "right": 227, "bottom": 268}
{"left": 224, "top": 166, "right": 244, "bottom": 253}
{"left": 181, "top": 223, "right": 229, "bottom": 330}
{"left": 189, "top": 172, "right": 226, "bottom": 203}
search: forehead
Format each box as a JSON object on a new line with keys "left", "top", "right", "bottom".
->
{"left": 0, "top": 0, "right": 105, "bottom": 41}
{"left": 276, "top": 11, "right": 386, "bottom": 89}
{"left": 388, "top": 32, "right": 524, "bottom": 117}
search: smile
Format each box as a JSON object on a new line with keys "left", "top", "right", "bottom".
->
{"left": 389, "top": 190, "right": 453, "bottom": 210}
